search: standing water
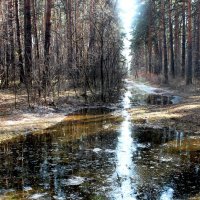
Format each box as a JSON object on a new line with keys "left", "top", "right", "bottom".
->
{"left": 1, "top": 81, "right": 200, "bottom": 199}
{"left": 110, "top": 87, "right": 137, "bottom": 199}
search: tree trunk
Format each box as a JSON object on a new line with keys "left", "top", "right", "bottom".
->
{"left": 43, "top": 0, "right": 52, "bottom": 93}
{"left": 24, "top": 0, "right": 32, "bottom": 105}
{"left": 148, "top": 0, "right": 152, "bottom": 74}
{"left": 32, "top": 0, "right": 41, "bottom": 96}
{"left": 162, "top": 0, "right": 168, "bottom": 83}
{"left": 100, "top": 35, "right": 104, "bottom": 101}
{"left": 15, "top": 0, "right": 24, "bottom": 83}
{"left": 182, "top": 1, "right": 186, "bottom": 78}
{"left": 24, "top": 0, "right": 32, "bottom": 84}
{"left": 148, "top": 33, "right": 152, "bottom": 74}
{"left": 32, "top": 0, "right": 40, "bottom": 60}
{"left": 66, "top": 0, "right": 73, "bottom": 68}
{"left": 8, "top": 0, "right": 15, "bottom": 86}
{"left": 194, "top": 1, "right": 200, "bottom": 79}
{"left": 158, "top": 16, "right": 163, "bottom": 74}
{"left": 168, "top": 0, "right": 175, "bottom": 78}
{"left": 186, "top": 0, "right": 193, "bottom": 85}
{"left": 174, "top": 4, "right": 180, "bottom": 75}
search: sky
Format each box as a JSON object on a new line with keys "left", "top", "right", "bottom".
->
{"left": 118, "top": 0, "right": 137, "bottom": 68}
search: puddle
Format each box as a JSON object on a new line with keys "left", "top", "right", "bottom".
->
{"left": 164, "top": 135, "right": 200, "bottom": 153}
{"left": 128, "top": 84, "right": 181, "bottom": 106}
{"left": 146, "top": 94, "right": 182, "bottom": 105}
{"left": 0, "top": 122, "right": 199, "bottom": 199}
{"left": 146, "top": 94, "right": 173, "bottom": 105}
{"left": 0, "top": 80, "right": 197, "bottom": 200}
{"left": 67, "top": 107, "right": 114, "bottom": 116}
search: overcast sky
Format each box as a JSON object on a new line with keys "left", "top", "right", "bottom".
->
{"left": 118, "top": 0, "right": 137, "bottom": 67}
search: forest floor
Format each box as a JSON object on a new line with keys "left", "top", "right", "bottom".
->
{"left": 129, "top": 78, "right": 200, "bottom": 134}
{"left": 0, "top": 89, "right": 93, "bottom": 143}
{"left": 1, "top": 79, "right": 200, "bottom": 143}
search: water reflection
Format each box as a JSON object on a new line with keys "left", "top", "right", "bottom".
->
{"left": 129, "top": 86, "right": 181, "bottom": 106}
{"left": 0, "top": 82, "right": 199, "bottom": 200}
{"left": 146, "top": 94, "right": 173, "bottom": 105}
{"left": 109, "top": 89, "right": 137, "bottom": 199}
{"left": 160, "top": 187, "right": 174, "bottom": 200}
{"left": 1, "top": 115, "right": 200, "bottom": 199}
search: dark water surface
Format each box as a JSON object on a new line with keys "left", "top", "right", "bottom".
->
{"left": 0, "top": 81, "right": 199, "bottom": 200}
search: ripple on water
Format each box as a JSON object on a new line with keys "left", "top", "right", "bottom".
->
{"left": 61, "top": 176, "right": 85, "bottom": 186}
{"left": 29, "top": 193, "right": 48, "bottom": 200}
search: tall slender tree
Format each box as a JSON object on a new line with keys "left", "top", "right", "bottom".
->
{"left": 8, "top": 0, "right": 15, "bottom": 86}
{"left": 162, "top": 0, "right": 168, "bottom": 83}
{"left": 168, "top": 0, "right": 175, "bottom": 78}
{"left": 186, "top": 0, "right": 193, "bottom": 85}
{"left": 24, "top": 0, "right": 32, "bottom": 83}
{"left": 174, "top": 3, "right": 180, "bottom": 75}
{"left": 15, "top": 0, "right": 24, "bottom": 83}
{"left": 182, "top": 1, "right": 186, "bottom": 78}
{"left": 194, "top": 0, "right": 200, "bottom": 79}
{"left": 43, "top": 0, "right": 52, "bottom": 96}
{"left": 24, "top": 0, "right": 32, "bottom": 104}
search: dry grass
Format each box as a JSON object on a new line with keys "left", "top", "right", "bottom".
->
{"left": 129, "top": 88, "right": 200, "bottom": 133}
{"left": 0, "top": 88, "right": 87, "bottom": 143}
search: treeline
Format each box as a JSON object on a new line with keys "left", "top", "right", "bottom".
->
{"left": 131, "top": 0, "right": 200, "bottom": 85}
{"left": 0, "top": 0, "right": 125, "bottom": 105}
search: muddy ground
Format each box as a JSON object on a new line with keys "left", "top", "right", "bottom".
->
{"left": 0, "top": 89, "right": 88, "bottom": 143}
{"left": 0, "top": 79, "right": 200, "bottom": 143}
{"left": 129, "top": 81, "right": 200, "bottom": 134}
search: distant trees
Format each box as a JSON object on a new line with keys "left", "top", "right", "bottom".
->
{"left": 0, "top": 0, "right": 125, "bottom": 105}
{"left": 131, "top": 0, "right": 200, "bottom": 85}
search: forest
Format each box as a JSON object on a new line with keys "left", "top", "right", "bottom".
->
{"left": 0, "top": 0, "right": 125, "bottom": 106}
{"left": 1, "top": 0, "right": 200, "bottom": 200}
{"left": 131, "top": 0, "right": 200, "bottom": 86}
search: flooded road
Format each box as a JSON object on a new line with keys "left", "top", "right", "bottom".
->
{"left": 0, "top": 81, "right": 200, "bottom": 200}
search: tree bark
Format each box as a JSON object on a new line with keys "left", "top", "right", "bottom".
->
{"left": 194, "top": 1, "right": 200, "bottom": 79}
{"left": 182, "top": 1, "right": 186, "bottom": 78}
{"left": 168, "top": 0, "right": 175, "bottom": 78}
{"left": 7, "top": 0, "right": 15, "bottom": 86}
{"left": 43, "top": 0, "right": 52, "bottom": 91}
{"left": 148, "top": 0, "right": 152, "bottom": 74}
{"left": 174, "top": 4, "right": 180, "bottom": 75}
{"left": 24, "top": 0, "right": 32, "bottom": 105}
{"left": 24, "top": 0, "right": 32, "bottom": 84}
{"left": 15, "top": 0, "right": 24, "bottom": 83}
{"left": 66, "top": 0, "right": 73, "bottom": 68}
{"left": 162, "top": 0, "right": 168, "bottom": 83}
{"left": 186, "top": 0, "right": 193, "bottom": 85}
